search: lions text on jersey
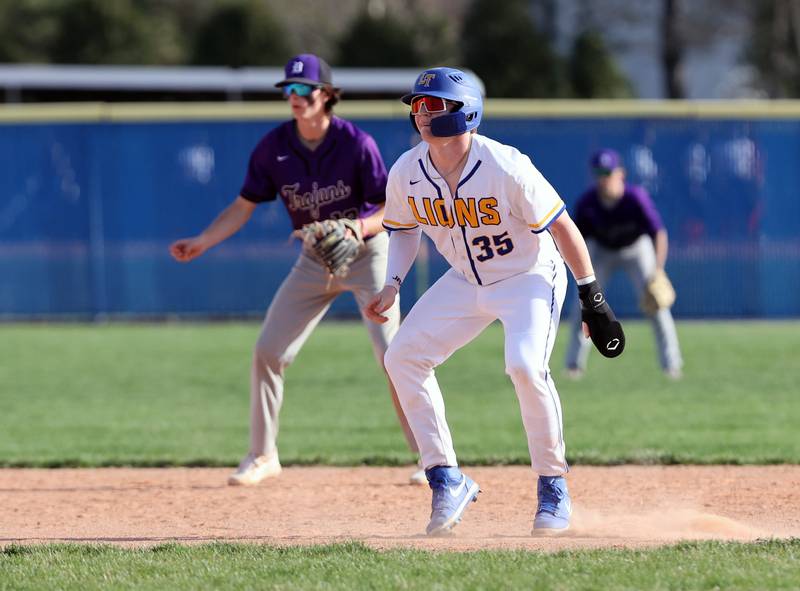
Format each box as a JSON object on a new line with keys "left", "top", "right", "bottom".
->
{"left": 383, "top": 134, "right": 566, "bottom": 285}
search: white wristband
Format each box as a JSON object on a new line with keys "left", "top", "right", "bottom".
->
{"left": 576, "top": 274, "right": 596, "bottom": 286}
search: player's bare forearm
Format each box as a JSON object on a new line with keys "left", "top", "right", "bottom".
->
{"left": 549, "top": 212, "right": 594, "bottom": 281}
{"left": 654, "top": 229, "right": 669, "bottom": 270}
{"left": 170, "top": 196, "right": 256, "bottom": 262}
{"left": 359, "top": 205, "right": 387, "bottom": 238}
{"left": 199, "top": 196, "right": 257, "bottom": 247}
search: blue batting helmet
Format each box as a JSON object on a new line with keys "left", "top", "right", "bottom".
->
{"left": 402, "top": 67, "right": 483, "bottom": 137}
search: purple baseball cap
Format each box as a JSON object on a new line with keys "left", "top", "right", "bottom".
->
{"left": 275, "top": 54, "right": 335, "bottom": 88}
{"left": 590, "top": 149, "right": 623, "bottom": 174}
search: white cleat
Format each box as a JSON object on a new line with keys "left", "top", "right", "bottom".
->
{"left": 564, "top": 367, "right": 584, "bottom": 380}
{"left": 227, "top": 452, "right": 282, "bottom": 486}
{"left": 664, "top": 367, "right": 683, "bottom": 380}
{"left": 409, "top": 459, "right": 428, "bottom": 485}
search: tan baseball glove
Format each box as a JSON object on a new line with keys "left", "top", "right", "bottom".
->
{"left": 640, "top": 269, "right": 676, "bottom": 316}
{"left": 301, "top": 218, "right": 363, "bottom": 277}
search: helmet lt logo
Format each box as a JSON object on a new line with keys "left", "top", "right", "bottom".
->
{"left": 291, "top": 61, "right": 304, "bottom": 74}
{"left": 418, "top": 73, "right": 436, "bottom": 87}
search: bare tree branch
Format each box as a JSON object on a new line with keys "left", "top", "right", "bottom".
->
{"left": 661, "top": 0, "right": 686, "bottom": 98}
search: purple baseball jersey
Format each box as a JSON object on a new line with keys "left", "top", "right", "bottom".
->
{"left": 240, "top": 116, "right": 386, "bottom": 228}
{"left": 573, "top": 184, "right": 664, "bottom": 249}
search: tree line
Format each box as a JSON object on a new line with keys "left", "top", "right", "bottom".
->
{"left": 0, "top": 0, "right": 797, "bottom": 98}
{"left": 0, "top": 0, "right": 631, "bottom": 98}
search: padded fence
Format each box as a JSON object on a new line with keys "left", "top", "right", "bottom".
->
{"left": 1, "top": 102, "right": 798, "bottom": 319}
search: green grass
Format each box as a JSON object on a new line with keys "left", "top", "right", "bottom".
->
{"left": 1, "top": 321, "right": 798, "bottom": 590}
{"left": 0, "top": 320, "right": 797, "bottom": 467}
{"left": 1, "top": 539, "right": 799, "bottom": 590}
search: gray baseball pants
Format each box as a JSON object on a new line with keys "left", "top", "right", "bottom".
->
{"left": 564, "top": 235, "right": 683, "bottom": 373}
{"left": 248, "top": 232, "right": 415, "bottom": 457}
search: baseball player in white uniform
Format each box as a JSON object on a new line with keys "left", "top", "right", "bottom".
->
{"left": 365, "top": 67, "right": 625, "bottom": 536}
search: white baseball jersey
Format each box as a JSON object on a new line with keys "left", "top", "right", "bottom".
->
{"left": 383, "top": 133, "right": 566, "bottom": 285}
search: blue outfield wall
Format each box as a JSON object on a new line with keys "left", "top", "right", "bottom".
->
{"left": 1, "top": 101, "right": 799, "bottom": 319}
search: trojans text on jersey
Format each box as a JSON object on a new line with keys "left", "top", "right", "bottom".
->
{"left": 282, "top": 180, "right": 352, "bottom": 220}
{"left": 407, "top": 196, "right": 501, "bottom": 228}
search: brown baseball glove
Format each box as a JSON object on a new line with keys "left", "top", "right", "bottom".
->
{"left": 640, "top": 269, "right": 676, "bottom": 316}
{"left": 301, "top": 218, "right": 363, "bottom": 277}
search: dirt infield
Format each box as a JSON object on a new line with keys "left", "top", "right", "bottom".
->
{"left": 2, "top": 466, "right": 798, "bottom": 551}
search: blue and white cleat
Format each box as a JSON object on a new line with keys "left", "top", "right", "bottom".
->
{"left": 532, "top": 475, "right": 572, "bottom": 535}
{"left": 425, "top": 466, "right": 480, "bottom": 536}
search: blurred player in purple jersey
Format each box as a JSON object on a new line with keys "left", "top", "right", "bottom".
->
{"left": 170, "top": 54, "right": 422, "bottom": 485}
{"left": 564, "top": 149, "right": 683, "bottom": 379}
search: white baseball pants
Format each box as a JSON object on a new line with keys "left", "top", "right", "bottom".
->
{"left": 385, "top": 260, "right": 569, "bottom": 476}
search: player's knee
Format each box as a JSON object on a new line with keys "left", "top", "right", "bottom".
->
{"left": 383, "top": 342, "right": 404, "bottom": 379}
{"left": 384, "top": 334, "right": 417, "bottom": 377}
{"left": 253, "top": 338, "right": 293, "bottom": 371}
{"left": 505, "top": 362, "right": 546, "bottom": 390}
{"left": 642, "top": 307, "right": 657, "bottom": 319}
{"left": 505, "top": 363, "right": 533, "bottom": 387}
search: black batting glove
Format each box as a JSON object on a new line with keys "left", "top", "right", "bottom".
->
{"left": 578, "top": 280, "right": 625, "bottom": 358}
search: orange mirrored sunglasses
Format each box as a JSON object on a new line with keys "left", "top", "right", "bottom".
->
{"left": 410, "top": 95, "right": 448, "bottom": 115}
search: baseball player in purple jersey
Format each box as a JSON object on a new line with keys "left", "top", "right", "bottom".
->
{"left": 170, "top": 54, "right": 423, "bottom": 486}
{"left": 565, "top": 149, "right": 683, "bottom": 379}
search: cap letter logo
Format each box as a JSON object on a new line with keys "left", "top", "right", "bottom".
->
{"left": 419, "top": 73, "right": 436, "bottom": 87}
{"left": 291, "top": 61, "right": 304, "bottom": 74}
